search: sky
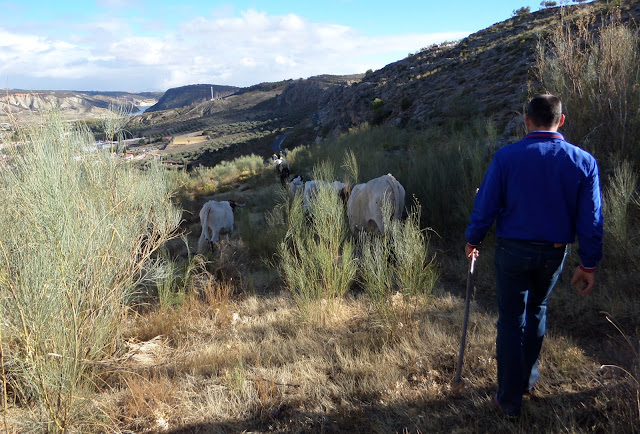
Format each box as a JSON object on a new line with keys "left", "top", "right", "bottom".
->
{"left": 0, "top": 1, "right": 549, "bottom": 92}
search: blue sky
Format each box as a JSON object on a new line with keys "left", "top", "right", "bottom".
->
{"left": 0, "top": 1, "right": 552, "bottom": 92}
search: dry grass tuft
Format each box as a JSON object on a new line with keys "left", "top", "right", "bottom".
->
{"left": 116, "top": 374, "right": 179, "bottom": 432}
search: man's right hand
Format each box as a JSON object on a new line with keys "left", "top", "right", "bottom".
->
{"left": 570, "top": 266, "right": 595, "bottom": 296}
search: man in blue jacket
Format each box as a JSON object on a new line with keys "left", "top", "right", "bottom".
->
{"left": 465, "top": 94, "right": 603, "bottom": 418}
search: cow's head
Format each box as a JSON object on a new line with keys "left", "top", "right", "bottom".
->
{"left": 339, "top": 184, "right": 352, "bottom": 203}
{"left": 228, "top": 200, "right": 247, "bottom": 210}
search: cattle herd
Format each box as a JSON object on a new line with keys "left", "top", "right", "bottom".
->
{"left": 197, "top": 153, "right": 406, "bottom": 253}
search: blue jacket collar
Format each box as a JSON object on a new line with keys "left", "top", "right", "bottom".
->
{"left": 523, "top": 131, "right": 565, "bottom": 140}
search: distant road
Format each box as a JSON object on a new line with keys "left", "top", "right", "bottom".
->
{"left": 272, "top": 132, "right": 290, "bottom": 153}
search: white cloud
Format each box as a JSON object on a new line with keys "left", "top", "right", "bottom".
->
{"left": 0, "top": 11, "right": 470, "bottom": 91}
{"left": 275, "top": 55, "right": 296, "bottom": 67}
{"left": 0, "top": 29, "right": 51, "bottom": 53}
{"left": 109, "top": 36, "right": 174, "bottom": 65}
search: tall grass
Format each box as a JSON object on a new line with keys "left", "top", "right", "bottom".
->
{"left": 155, "top": 240, "right": 207, "bottom": 310}
{"left": 390, "top": 199, "right": 438, "bottom": 299}
{"left": 285, "top": 122, "right": 493, "bottom": 239}
{"left": 0, "top": 110, "right": 181, "bottom": 431}
{"left": 603, "top": 160, "right": 639, "bottom": 264}
{"left": 358, "top": 217, "right": 395, "bottom": 323}
{"left": 535, "top": 10, "right": 640, "bottom": 162}
{"left": 359, "top": 198, "right": 438, "bottom": 326}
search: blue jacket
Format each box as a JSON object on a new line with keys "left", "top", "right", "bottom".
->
{"left": 465, "top": 131, "right": 603, "bottom": 268}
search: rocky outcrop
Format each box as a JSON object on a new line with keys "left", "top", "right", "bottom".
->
{"left": 275, "top": 75, "right": 363, "bottom": 110}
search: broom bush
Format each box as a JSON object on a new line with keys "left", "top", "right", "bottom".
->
{"left": 0, "top": 110, "right": 181, "bottom": 431}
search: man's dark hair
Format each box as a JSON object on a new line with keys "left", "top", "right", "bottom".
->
{"left": 525, "top": 94, "right": 562, "bottom": 128}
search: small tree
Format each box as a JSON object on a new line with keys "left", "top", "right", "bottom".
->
{"left": 540, "top": 1, "right": 558, "bottom": 7}
{"left": 101, "top": 102, "right": 132, "bottom": 153}
{"left": 513, "top": 6, "right": 531, "bottom": 16}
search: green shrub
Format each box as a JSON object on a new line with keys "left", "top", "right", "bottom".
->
{"left": 513, "top": 6, "right": 531, "bottom": 16}
{"left": 390, "top": 200, "right": 438, "bottom": 299}
{"left": 277, "top": 162, "right": 357, "bottom": 320}
{"left": 370, "top": 98, "right": 384, "bottom": 111}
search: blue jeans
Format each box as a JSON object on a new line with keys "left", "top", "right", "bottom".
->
{"left": 494, "top": 238, "right": 567, "bottom": 415}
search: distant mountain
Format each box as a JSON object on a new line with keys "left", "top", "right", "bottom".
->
{"left": 0, "top": 90, "right": 162, "bottom": 123}
{"left": 146, "top": 84, "right": 240, "bottom": 112}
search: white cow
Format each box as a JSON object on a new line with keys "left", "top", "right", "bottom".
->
{"left": 197, "top": 200, "right": 245, "bottom": 253}
{"left": 288, "top": 175, "right": 305, "bottom": 203}
{"left": 346, "top": 173, "right": 405, "bottom": 235}
{"left": 302, "top": 180, "right": 347, "bottom": 215}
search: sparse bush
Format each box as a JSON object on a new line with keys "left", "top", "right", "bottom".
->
{"left": 100, "top": 102, "right": 133, "bottom": 152}
{"left": 358, "top": 220, "right": 395, "bottom": 323}
{"left": 370, "top": 98, "right": 384, "bottom": 111}
{"left": 513, "top": 6, "right": 531, "bottom": 16}
{"left": 154, "top": 243, "right": 206, "bottom": 310}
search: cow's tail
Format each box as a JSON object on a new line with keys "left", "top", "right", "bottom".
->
{"left": 198, "top": 202, "right": 211, "bottom": 253}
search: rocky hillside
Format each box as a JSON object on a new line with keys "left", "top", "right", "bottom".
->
{"left": 146, "top": 84, "right": 239, "bottom": 113}
{"left": 291, "top": 2, "right": 640, "bottom": 140}
{"left": 0, "top": 90, "right": 161, "bottom": 123}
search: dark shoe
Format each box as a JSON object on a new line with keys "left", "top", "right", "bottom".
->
{"left": 493, "top": 394, "right": 519, "bottom": 420}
